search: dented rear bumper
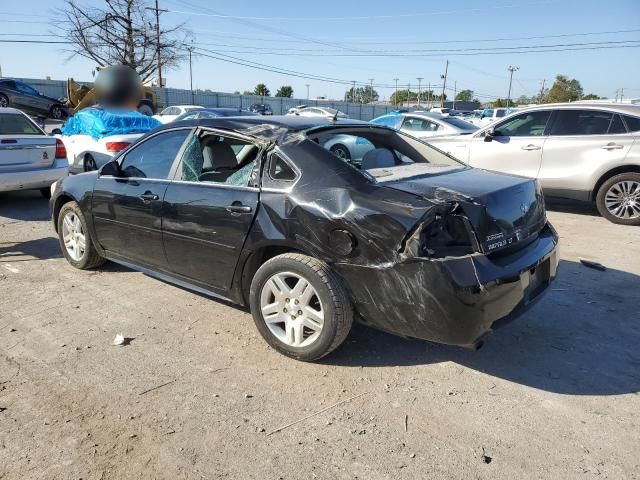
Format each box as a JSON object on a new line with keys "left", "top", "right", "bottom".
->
{"left": 333, "top": 223, "right": 559, "bottom": 347}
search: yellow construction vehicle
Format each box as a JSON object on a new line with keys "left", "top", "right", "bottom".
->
{"left": 65, "top": 78, "right": 160, "bottom": 116}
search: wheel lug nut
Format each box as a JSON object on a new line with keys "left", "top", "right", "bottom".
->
{"left": 283, "top": 308, "right": 287, "bottom": 313}
{"left": 298, "top": 310, "right": 302, "bottom": 315}
{"left": 285, "top": 298, "right": 290, "bottom": 303}
{"left": 294, "top": 299, "right": 299, "bottom": 305}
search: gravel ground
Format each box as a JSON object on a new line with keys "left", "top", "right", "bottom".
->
{"left": 0, "top": 191, "right": 638, "bottom": 480}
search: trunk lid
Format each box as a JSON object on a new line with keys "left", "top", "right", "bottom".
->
{"left": 0, "top": 135, "right": 57, "bottom": 172}
{"left": 376, "top": 166, "right": 546, "bottom": 254}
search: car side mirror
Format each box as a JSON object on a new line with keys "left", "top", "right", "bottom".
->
{"left": 100, "top": 160, "right": 122, "bottom": 177}
{"left": 51, "top": 128, "right": 62, "bottom": 136}
{"left": 484, "top": 128, "right": 495, "bottom": 142}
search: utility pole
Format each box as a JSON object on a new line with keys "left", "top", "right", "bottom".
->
{"left": 440, "top": 60, "right": 449, "bottom": 108}
{"left": 507, "top": 65, "right": 519, "bottom": 108}
{"left": 146, "top": 0, "right": 168, "bottom": 87}
{"left": 351, "top": 80, "right": 356, "bottom": 103}
{"left": 453, "top": 80, "right": 457, "bottom": 110}
{"left": 416, "top": 77, "right": 423, "bottom": 108}
{"left": 538, "top": 79, "right": 546, "bottom": 104}
{"left": 187, "top": 44, "right": 194, "bottom": 104}
{"left": 306, "top": 84, "right": 310, "bottom": 100}
{"left": 620, "top": 88, "right": 624, "bottom": 102}
{"left": 369, "top": 78, "right": 374, "bottom": 103}
{"left": 407, "top": 82, "right": 411, "bottom": 108}
{"left": 393, "top": 78, "right": 399, "bottom": 106}
{"left": 427, "top": 82, "right": 431, "bottom": 108}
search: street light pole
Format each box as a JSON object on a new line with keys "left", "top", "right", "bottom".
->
{"left": 507, "top": 65, "right": 519, "bottom": 108}
{"left": 369, "top": 78, "right": 374, "bottom": 103}
{"left": 187, "top": 45, "right": 194, "bottom": 104}
{"left": 416, "top": 77, "right": 423, "bottom": 108}
{"left": 393, "top": 78, "right": 399, "bottom": 106}
{"left": 453, "top": 80, "right": 457, "bottom": 110}
{"left": 306, "top": 84, "right": 310, "bottom": 100}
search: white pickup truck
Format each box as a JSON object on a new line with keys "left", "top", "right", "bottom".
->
{"left": 468, "top": 107, "right": 519, "bottom": 126}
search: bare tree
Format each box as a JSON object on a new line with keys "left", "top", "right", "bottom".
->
{"left": 57, "top": 0, "right": 190, "bottom": 82}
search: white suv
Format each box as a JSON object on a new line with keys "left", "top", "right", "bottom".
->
{"left": 428, "top": 103, "right": 640, "bottom": 225}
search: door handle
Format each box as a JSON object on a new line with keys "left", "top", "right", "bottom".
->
{"left": 225, "top": 204, "right": 252, "bottom": 214}
{"left": 601, "top": 143, "right": 624, "bottom": 150}
{"left": 139, "top": 192, "right": 159, "bottom": 203}
{"left": 521, "top": 144, "right": 541, "bottom": 151}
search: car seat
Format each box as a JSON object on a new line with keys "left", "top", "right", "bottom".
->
{"left": 361, "top": 148, "right": 396, "bottom": 170}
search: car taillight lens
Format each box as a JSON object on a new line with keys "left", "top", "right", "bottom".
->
{"left": 55, "top": 138, "right": 67, "bottom": 159}
{"left": 105, "top": 142, "right": 130, "bottom": 153}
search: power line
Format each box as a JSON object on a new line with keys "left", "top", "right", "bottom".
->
{"left": 165, "top": 0, "right": 555, "bottom": 21}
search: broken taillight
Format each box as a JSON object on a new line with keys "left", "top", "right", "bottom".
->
{"left": 105, "top": 142, "right": 130, "bottom": 153}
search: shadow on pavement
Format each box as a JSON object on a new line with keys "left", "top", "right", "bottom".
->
{"left": 0, "top": 237, "right": 62, "bottom": 261}
{"left": 0, "top": 191, "right": 51, "bottom": 222}
{"left": 324, "top": 260, "right": 640, "bottom": 396}
{"left": 545, "top": 198, "right": 600, "bottom": 217}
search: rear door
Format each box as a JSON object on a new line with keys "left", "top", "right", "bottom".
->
{"left": 162, "top": 129, "right": 260, "bottom": 293}
{"left": 92, "top": 128, "right": 192, "bottom": 269}
{"left": 467, "top": 110, "right": 552, "bottom": 178}
{"left": 0, "top": 112, "right": 56, "bottom": 173}
{"left": 539, "top": 110, "right": 636, "bottom": 195}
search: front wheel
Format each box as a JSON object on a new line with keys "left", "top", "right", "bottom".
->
{"left": 330, "top": 144, "right": 351, "bottom": 160}
{"left": 249, "top": 253, "right": 353, "bottom": 361}
{"left": 0, "top": 94, "right": 8, "bottom": 108}
{"left": 596, "top": 173, "right": 640, "bottom": 226}
{"left": 57, "top": 201, "right": 106, "bottom": 269}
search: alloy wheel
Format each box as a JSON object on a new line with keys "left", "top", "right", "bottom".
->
{"left": 604, "top": 180, "right": 640, "bottom": 220}
{"left": 0, "top": 96, "right": 8, "bottom": 108}
{"left": 61, "top": 212, "right": 86, "bottom": 261}
{"left": 260, "top": 271, "right": 324, "bottom": 347}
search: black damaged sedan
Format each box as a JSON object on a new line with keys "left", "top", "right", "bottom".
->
{"left": 51, "top": 116, "right": 558, "bottom": 361}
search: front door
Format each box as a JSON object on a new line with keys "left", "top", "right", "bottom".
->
{"left": 468, "top": 110, "right": 552, "bottom": 179}
{"left": 162, "top": 130, "right": 260, "bottom": 293}
{"left": 92, "top": 128, "right": 191, "bottom": 269}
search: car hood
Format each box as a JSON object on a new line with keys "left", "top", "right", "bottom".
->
{"left": 376, "top": 166, "right": 546, "bottom": 254}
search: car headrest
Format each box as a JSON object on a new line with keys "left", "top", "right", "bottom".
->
{"left": 361, "top": 148, "right": 396, "bottom": 170}
{"left": 201, "top": 137, "right": 238, "bottom": 170}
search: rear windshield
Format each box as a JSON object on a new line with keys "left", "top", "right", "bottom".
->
{"left": 441, "top": 117, "right": 478, "bottom": 131}
{"left": 0, "top": 113, "right": 43, "bottom": 135}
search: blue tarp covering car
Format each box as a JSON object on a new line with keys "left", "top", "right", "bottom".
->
{"left": 62, "top": 108, "right": 162, "bottom": 140}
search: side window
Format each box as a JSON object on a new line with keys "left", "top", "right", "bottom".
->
{"left": 268, "top": 153, "right": 297, "bottom": 181}
{"left": 623, "top": 115, "right": 640, "bottom": 132}
{"left": 0, "top": 80, "right": 16, "bottom": 90}
{"left": 609, "top": 114, "right": 627, "bottom": 134}
{"left": 178, "top": 132, "right": 258, "bottom": 186}
{"left": 402, "top": 118, "right": 438, "bottom": 132}
{"left": 15, "top": 82, "right": 38, "bottom": 96}
{"left": 120, "top": 129, "right": 190, "bottom": 179}
{"left": 494, "top": 111, "right": 551, "bottom": 137}
{"left": 549, "top": 110, "right": 613, "bottom": 136}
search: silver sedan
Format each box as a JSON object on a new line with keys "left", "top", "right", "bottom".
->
{"left": 371, "top": 112, "right": 478, "bottom": 139}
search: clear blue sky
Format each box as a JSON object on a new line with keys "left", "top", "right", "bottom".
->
{"left": 1, "top": 0, "right": 639, "bottom": 101}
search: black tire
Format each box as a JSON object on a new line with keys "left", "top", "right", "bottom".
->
{"left": 50, "top": 105, "right": 63, "bottom": 120}
{"left": 330, "top": 144, "right": 351, "bottom": 160}
{"left": 40, "top": 187, "right": 51, "bottom": 199}
{"left": 595, "top": 172, "right": 640, "bottom": 226}
{"left": 83, "top": 153, "right": 98, "bottom": 172}
{"left": 0, "top": 94, "right": 8, "bottom": 108}
{"left": 57, "top": 201, "right": 106, "bottom": 270}
{"left": 249, "top": 253, "right": 353, "bottom": 361}
{"left": 137, "top": 103, "right": 154, "bottom": 116}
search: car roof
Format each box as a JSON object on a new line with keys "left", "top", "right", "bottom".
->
{"left": 401, "top": 111, "right": 447, "bottom": 120}
{"left": 167, "top": 115, "right": 370, "bottom": 137}
{"left": 520, "top": 102, "right": 640, "bottom": 116}
{"left": 0, "top": 107, "right": 24, "bottom": 115}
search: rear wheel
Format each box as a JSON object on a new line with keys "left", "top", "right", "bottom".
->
{"left": 0, "top": 94, "right": 8, "bottom": 108}
{"left": 249, "top": 253, "right": 353, "bottom": 361}
{"left": 596, "top": 173, "right": 640, "bottom": 226}
{"left": 57, "top": 201, "right": 105, "bottom": 269}
{"left": 50, "top": 105, "right": 63, "bottom": 120}
{"left": 83, "top": 153, "right": 98, "bottom": 172}
{"left": 330, "top": 144, "right": 351, "bottom": 160}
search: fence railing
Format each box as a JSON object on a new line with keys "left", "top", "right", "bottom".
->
{"left": 15, "top": 77, "right": 396, "bottom": 121}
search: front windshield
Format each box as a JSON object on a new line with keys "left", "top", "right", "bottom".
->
{"left": 307, "top": 127, "right": 464, "bottom": 181}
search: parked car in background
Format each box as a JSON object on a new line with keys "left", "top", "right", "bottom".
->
{"left": 428, "top": 103, "right": 640, "bottom": 225}
{"left": 51, "top": 115, "right": 558, "bottom": 361}
{"left": 0, "top": 79, "right": 67, "bottom": 120}
{"left": 289, "top": 107, "right": 347, "bottom": 119}
{"left": 371, "top": 112, "right": 478, "bottom": 139}
{"left": 173, "top": 108, "right": 259, "bottom": 122}
{"left": 0, "top": 107, "right": 68, "bottom": 197}
{"left": 468, "top": 107, "right": 519, "bottom": 126}
{"left": 287, "top": 105, "right": 309, "bottom": 114}
{"left": 249, "top": 104, "right": 273, "bottom": 115}
{"left": 153, "top": 105, "right": 204, "bottom": 124}
{"left": 429, "top": 107, "right": 450, "bottom": 115}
